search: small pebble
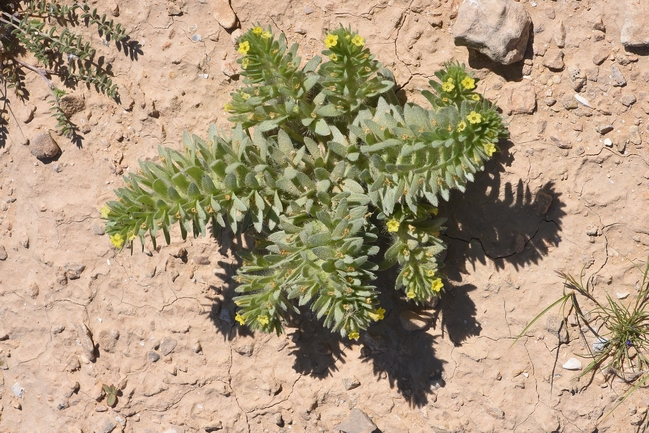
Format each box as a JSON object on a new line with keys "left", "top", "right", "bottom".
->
{"left": 604, "top": 138, "right": 613, "bottom": 147}
{"left": 148, "top": 351, "right": 160, "bottom": 362}
{"left": 562, "top": 357, "right": 582, "bottom": 370}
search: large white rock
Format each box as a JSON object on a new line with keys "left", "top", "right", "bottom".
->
{"left": 453, "top": 0, "right": 532, "bottom": 65}
{"left": 621, "top": 0, "right": 649, "bottom": 48}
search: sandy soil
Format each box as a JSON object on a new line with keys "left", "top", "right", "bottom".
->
{"left": 1, "top": 0, "right": 649, "bottom": 432}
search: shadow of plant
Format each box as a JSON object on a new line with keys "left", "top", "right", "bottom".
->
{"left": 440, "top": 140, "right": 566, "bottom": 279}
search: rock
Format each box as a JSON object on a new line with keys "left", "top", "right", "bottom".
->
{"left": 159, "top": 337, "right": 177, "bottom": 356}
{"left": 99, "top": 418, "right": 116, "bottom": 433}
{"left": 203, "top": 421, "right": 224, "bottom": 432}
{"left": 399, "top": 310, "right": 429, "bottom": 331}
{"left": 212, "top": 0, "right": 237, "bottom": 30}
{"left": 98, "top": 330, "right": 120, "bottom": 353}
{"left": 30, "top": 132, "right": 61, "bottom": 160}
{"left": 485, "top": 405, "right": 505, "bottom": 419}
{"left": 604, "top": 138, "right": 613, "bottom": 147}
{"left": 148, "top": 351, "right": 161, "bottom": 362}
{"left": 0, "top": 245, "right": 7, "bottom": 260}
{"left": 543, "top": 49, "right": 564, "bottom": 71}
{"left": 550, "top": 136, "right": 571, "bottom": 149}
{"left": 596, "top": 124, "right": 614, "bottom": 135}
{"left": 554, "top": 21, "right": 566, "bottom": 48}
{"left": 610, "top": 65, "right": 627, "bottom": 87}
{"left": 342, "top": 376, "right": 361, "bottom": 391}
{"left": 19, "top": 234, "right": 29, "bottom": 248}
{"left": 567, "top": 66, "right": 586, "bottom": 92}
{"left": 91, "top": 224, "right": 106, "bottom": 236}
{"left": 621, "top": 0, "right": 649, "bottom": 48}
{"left": 11, "top": 383, "right": 24, "bottom": 398}
{"left": 274, "top": 412, "right": 284, "bottom": 427}
{"left": 453, "top": 0, "right": 532, "bottom": 65}
{"left": 620, "top": 94, "right": 637, "bottom": 107}
{"left": 65, "top": 263, "right": 86, "bottom": 280}
{"left": 76, "top": 323, "right": 96, "bottom": 362}
{"left": 562, "top": 357, "right": 582, "bottom": 370}
{"left": 629, "top": 126, "right": 642, "bottom": 145}
{"left": 58, "top": 94, "right": 85, "bottom": 117}
{"left": 592, "top": 46, "right": 609, "bottom": 65}
{"left": 56, "top": 267, "right": 68, "bottom": 286}
{"left": 167, "top": 0, "right": 182, "bottom": 16}
{"left": 28, "top": 283, "right": 39, "bottom": 299}
{"left": 506, "top": 83, "right": 536, "bottom": 114}
{"left": 334, "top": 408, "right": 378, "bottom": 433}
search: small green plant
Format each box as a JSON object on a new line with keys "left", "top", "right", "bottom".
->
{"left": 102, "top": 25, "right": 508, "bottom": 339}
{"left": 515, "top": 258, "right": 649, "bottom": 423}
{"left": 102, "top": 384, "right": 118, "bottom": 407}
{"left": 0, "top": 1, "right": 131, "bottom": 140}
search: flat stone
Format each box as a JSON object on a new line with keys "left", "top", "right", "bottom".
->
{"left": 610, "top": 65, "right": 627, "bottom": 87}
{"left": 30, "top": 132, "right": 61, "bottom": 160}
{"left": 159, "top": 337, "right": 177, "bottom": 356}
{"left": 620, "top": 94, "right": 637, "bottom": 107}
{"left": 592, "top": 46, "right": 609, "bottom": 65}
{"left": 11, "top": 383, "right": 24, "bottom": 398}
{"left": 148, "top": 351, "right": 161, "bottom": 362}
{"left": 453, "top": 0, "right": 532, "bottom": 65}
{"left": 212, "top": 0, "right": 237, "bottom": 30}
{"left": 629, "top": 126, "right": 642, "bottom": 145}
{"left": 543, "top": 49, "right": 564, "bottom": 71}
{"left": 562, "top": 357, "right": 582, "bottom": 370}
{"left": 334, "top": 408, "right": 378, "bottom": 433}
{"left": 506, "top": 83, "right": 536, "bottom": 114}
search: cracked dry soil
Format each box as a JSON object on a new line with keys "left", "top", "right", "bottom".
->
{"left": 1, "top": 0, "right": 649, "bottom": 432}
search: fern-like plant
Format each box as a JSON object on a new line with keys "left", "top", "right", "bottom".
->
{"left": 102, "top": 25, "right": 508, "bottom": 339}
{"left": 0, "top": 1, "right": 132, "bottom": 141}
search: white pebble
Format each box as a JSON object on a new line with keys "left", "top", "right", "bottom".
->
{"left": 562, "top": 357, "right": 582, "bottom": 370}
{"left": 604, "top": 138, "right": 613, "bottom": 147}
{"left": 616, "top": 292, "right": 629, "bottom": 299}
{"left": 574, "top": 94, "right": 592, "bottom": 108}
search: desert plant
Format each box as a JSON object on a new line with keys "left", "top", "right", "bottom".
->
{"left": 102, "top": 25, "right": 508, "bottom": 339}
{"left": 515, "top": 258, "right": 649, "bottom": 423}
{"left": 0, "top": 1, "right": 131, "bottom": 140}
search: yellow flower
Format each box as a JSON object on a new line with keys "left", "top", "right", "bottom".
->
{"left": 237, "top": 40, "right": 250, "bottom": 55}
{"left": 461, "top": 76, "right": 475, "bottom": 90}
{"left": 457, "top": 120, "right": 466, "bottom": 132}
{"left": 127, "top": 231, "right": 136, "bottom": 241}
{"left": 386, "top": 219, "right": 400, "bottom": 233}
{"left": 329, "top": 53, "right": 338, "bottom": 62}
{"left": 241, "top": 91, "right": 250, "bottom": 100}
{"left": 484, "top": 142, "right": 497, "bottom": 157}
{"left": 467, "top": 111, "right": 482, "bottom": 124}
{"left": 235, "top": 313, "right": 246, "bottom": 326}
{"left": 324, "top": 33, "right": 338, "bottom": 48}
{"left": 368, "top": 307, "right": 386, "bottom": 321}
{"left": 431, "top": 278, "right": 444, "bottom": 293}
{"left": 406, "top": 289, "right": 416, "bottom": 299}
{"left": 241, "top": 58, "right": 249, "bottom": 69}
{"left": 351, "top": 34, "right": 365, "bottom": 47}
{"left": 253, "top": 26, "right": 263, "bottom": 35}
{"left": 261, "top": 31, "right": 271, "bottom": 40}
{"left": 224, "top": 102, "right": 233, "bottom": 112}
{"left": 110, "top": 233, "right": 124, "bottom": 249}
{"left": 100, "top": 205, "right": 110, "bottom": 219}
{"left": 441, "top": 80, "right": 455, "bottom": 92}
{"left": 348, "top": 331, "right": 360, "bottom": 340}
{"left": 257, "top": 315, "right": 269, "bottom": 326}
{"left": 471, "top": 94, "right": 480, "bottom": 101}
{"left": 431, "top": 207, "right": 438, "bottom": 216}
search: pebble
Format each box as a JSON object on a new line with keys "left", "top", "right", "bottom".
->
{"left": 0, "top": 245, "right": 7, "bottom": 261}
{"left": 91, "top": 224, "right": 106, "bottom": 236}
{"left": 574, "top": 94, "right": 592, "bottom": 108}
{"left": 604, "top": 138, "right": 613, "bottom": 147}
{"left": 554, "top": 21, "right": 566, "bottom": 48}
{"left": 76, "top": 323, "right": 97, "bottom": 362}
{"left": 610, "top": 65, "right": 627, "bottom": 87}
{"left": 58, "top": 94, "right": 85, "bottom": 117}
{"left": 616, "top": 292, "right": 630, "bottom": 299}
{"left": 593, "top": 337, "right": 608, "bottom": 353}
{"left": 334, "top": 408, "right": 378, "bottom": 433}
{"left": 592, "top": 46, "right": 609, "bottom": 65}
{"left": 11, "top": 382, "right": 24, "bottom": 398}
{"left": 65, "top": 263, "right": 86, "bottom": 280}
{"left": 399, "top": 310, "right": 429, "bottom": 331}
{"left": 620, "top": 94, "right": 637, "bottom": 107}
{"left": 596, "top": 124, "right": 614, "bottom": 135}
{"left": 203, "top": 421, "right": 224, "bottom": 432}
{"left": 148, "top": 351, "right": 161, "bottom": 362}
{"left": 535, "top": 191, "right": 553, "bottom": 214}
{"left": 30, "top": 132, "right": 61, "bottom": 160}
{"left": 629, "top": 126, "right": 642, "bottom": 145}
{"left": 342, "top": 376, "right": 361, "bottom": 391}
{"left": 159, "top": 337, "right": 177, "bottom": 356}
{"left": 211, "top": 0, "right": 237, "bottom": 30}
{"left": 543, "top": 49, "right": 564, "bottom": 71}
{"left": 562, "top": 358, "right": 582, "bottom": 370}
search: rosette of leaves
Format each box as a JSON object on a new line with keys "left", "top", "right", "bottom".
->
{"left": 0, "top": 1, "right": 131, "bottom": 140}
{"left": 103, "top": 25, "right": 508, "bottom": 339}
